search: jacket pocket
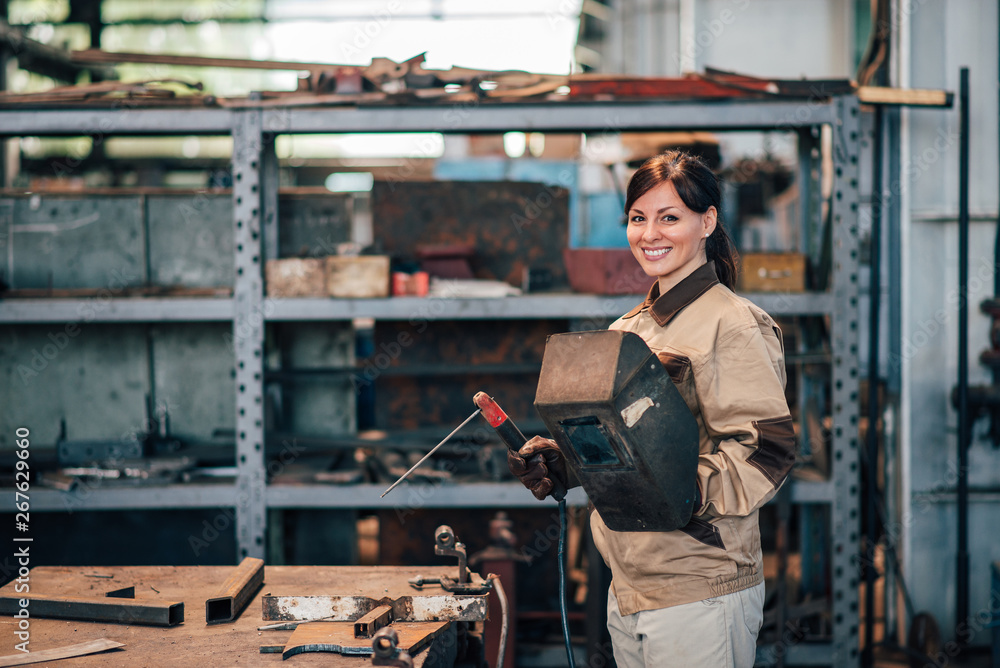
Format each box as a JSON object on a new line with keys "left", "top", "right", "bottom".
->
{"left": 656, "top": 351, "right": 698, "bottom": 414}
{"left": 678, "top": 517, "right": 726, "bottom": 550}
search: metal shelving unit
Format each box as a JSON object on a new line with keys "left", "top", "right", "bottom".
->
{"left": 0, "top": 94, "right": 861, "bottom": 666}
{"left": 0, "top": 292, "right": 832, "bottom": 323}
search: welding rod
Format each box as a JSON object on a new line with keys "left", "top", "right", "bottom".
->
{"left": 379, "top": 408, "right": 482, "bottom": 498}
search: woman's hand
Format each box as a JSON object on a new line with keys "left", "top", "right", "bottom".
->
{"left": 507, "top": 435, "right": 572, "bottom": 500}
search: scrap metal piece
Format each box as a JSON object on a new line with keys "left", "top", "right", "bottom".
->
{"left": 57, "top": 439, "right": 143, "bottom": 466}
{"left": 105, "top": 586, "right": 135, "bottom": 599}
{"left": 280, "top": 622, "right": 448, "bottom": 661}
{"left": 205, "top": 557, "right": 264, "bottom": 624}
{"left": 261, "top": 593, "right": 488, "bottom": 623}
{"left": 258, "top": 645, "right": 284, "bottom": 654}
{"left": 0, "top": 594, "right": 183, "bottom": 627}
{"left": 0, "top": 638, "right": 124, "bottom": 666}
{"left": 371, "top": 626, "right": 413, "bottom": 667}
{"left": 432, "top": 526, "right": 492, "bottom": 595}
{"left": 354, "top": 604, "right": 393, "bottom": 638}
{"left": 406, "top": 575, "right": 440, "bottom": 589}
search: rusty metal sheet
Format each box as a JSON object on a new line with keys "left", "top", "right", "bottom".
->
{"left": 261, "top": 593, "right": 487, "bottom": 623}
{"left": 372, "top": 319, "right": 564, "bottom": 431}
{"left": 370, "top": 180, "right": 569, "bottom": 287}
{"left": 0, "top": 638, "right": 124, "bottom": 666}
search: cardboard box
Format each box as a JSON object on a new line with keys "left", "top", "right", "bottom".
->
{"left": 563, "top": 248, "right": 655, "bottom": 295}
{"left": 326, "top": 256, "right": 391, "bottom": 298}
{"left": 738, "top": 252, "right": 807, "bottom": 292}
{"left": 265, "top": 258, "right": 327, "bottom": 297}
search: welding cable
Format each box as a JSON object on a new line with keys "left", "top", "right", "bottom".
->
{"left": 486, "top": 573, "right": 509, "bottom": 668}
{"left": 558, "top": 498, "right": 577, "bottom": 668}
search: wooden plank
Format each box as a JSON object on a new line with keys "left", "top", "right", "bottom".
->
{"left": 282, "top": 621, "right": 449, "bottom": 659}
{"left": 205, "top": 557, "right": 264, "bottom": 625}
{"left": 0, "top": 594, "right": 183, "bottom": 627}
{"left": 0, "top": 639, "right": 124, "bottom": 667}
{"left": 69, "top": 49, "right": 348, "bottom": 72}
{"left": 857, "top": 86, "right": 953, "bottom": 107}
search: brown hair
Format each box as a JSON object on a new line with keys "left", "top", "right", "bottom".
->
{"left": 624, "top": 150, "right": 739, "bottom": 291}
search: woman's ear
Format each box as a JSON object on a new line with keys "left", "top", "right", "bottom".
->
{"left": 702, "top": 206, "right": 718, "bottom": 238}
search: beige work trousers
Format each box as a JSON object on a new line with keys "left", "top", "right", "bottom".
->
{"left": 606, "top": 581, "right": 765, "bottom": 668}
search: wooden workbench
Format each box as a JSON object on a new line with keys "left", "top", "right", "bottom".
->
{"left": 0, "top": 565, "right": 476, "bottom": 667}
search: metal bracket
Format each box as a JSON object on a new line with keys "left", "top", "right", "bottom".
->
{"left": 428, "top": 525, "right": 492, "bottom": 595}
{"left": 371, "top": 627, "right": 413, "bottom": 668}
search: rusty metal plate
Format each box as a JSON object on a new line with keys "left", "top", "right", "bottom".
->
{"left": 370, "top": 180, "right": 569, "bottom": 287}
{"left": 261, "top": 593, "right": 487, "bottom": 623}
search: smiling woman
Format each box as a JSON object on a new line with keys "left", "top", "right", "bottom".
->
{"left": 508, "top": 150, "right": 792, "bottom": 667}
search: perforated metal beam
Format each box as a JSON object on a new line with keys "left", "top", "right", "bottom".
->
{"left": 232, "top": 110, "right": 266, "bottom": 560}
{"left": 829, "top": 95, "right": 863, "bottom": 666}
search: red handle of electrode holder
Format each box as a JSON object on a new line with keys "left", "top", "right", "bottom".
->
{"left": 472, "top": 391, "right": 528, "bottom": 453}
{"left": 473, "top": 391, "right": 507, "bottom": 428}
{"left": 474, "top": 391, "right": 566, "bottom": 502}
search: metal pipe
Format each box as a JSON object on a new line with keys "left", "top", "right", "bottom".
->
{"left": 205, "top": 557, "right": 264, "bottom": 624}
{"left": 863, "top": 100, "right": 885, "bottom": 668}
{"left": 0, "top": 594, "right": 184, "bottom": 626}
{"left": 956, "top": 65, "right": 971, "bottom": 634}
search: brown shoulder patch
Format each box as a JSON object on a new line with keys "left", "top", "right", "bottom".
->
{"left": 747, "top": 415, "right": 796, "bottom": 488}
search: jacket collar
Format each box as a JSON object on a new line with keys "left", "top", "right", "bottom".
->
{"left": 622, "top": 261, "right": 720, "bottom": 326}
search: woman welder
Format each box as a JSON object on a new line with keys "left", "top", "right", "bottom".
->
{"left": 508, "top": 150, "right": 796, "bottom": 668}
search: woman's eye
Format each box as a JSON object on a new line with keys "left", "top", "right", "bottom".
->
{"left": 661, "top": 215, "right": 677, "bottom": 223}
{"left": 630, "top": 216, "right": 644, "bottom": 224}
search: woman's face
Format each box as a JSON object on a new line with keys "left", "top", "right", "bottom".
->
{"left": 626, "top": 180, "right": 717, "bottom": 294}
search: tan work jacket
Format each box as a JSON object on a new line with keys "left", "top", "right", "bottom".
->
{"left": 591, "top": 261, "right": 795, "bottom": 615}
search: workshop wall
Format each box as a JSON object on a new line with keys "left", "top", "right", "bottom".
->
{"left": 901, "top": 0, "right": 1000, "bottom": 644}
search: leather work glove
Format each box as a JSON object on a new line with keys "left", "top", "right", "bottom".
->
{"left": 507, "top": 435, "right": 575, "bottom": 501}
